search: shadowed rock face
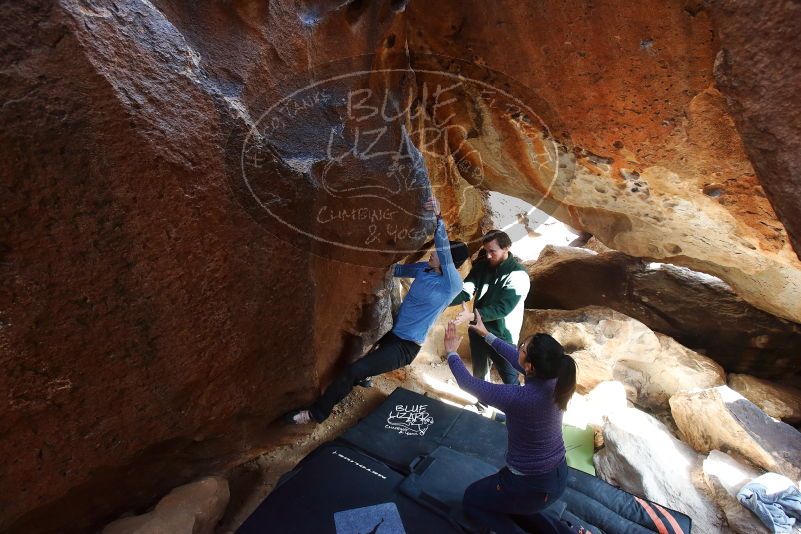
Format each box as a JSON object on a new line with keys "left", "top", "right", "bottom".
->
{"left": 1, "top": 1, "right": 401, "bottom": 532}
{"left": 525, "top": 246, "right": 801, "bottom": 385}
{"left": 709, "top": 0, "right": 801, "bottom": 262}
{"left": 1, "top": 0, "right": 800, "bottom": 531}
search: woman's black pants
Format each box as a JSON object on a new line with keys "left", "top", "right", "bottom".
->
{"left": 309, "top": 331, "right": 420, "bottom": 422}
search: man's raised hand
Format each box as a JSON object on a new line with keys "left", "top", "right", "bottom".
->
{"left": 452, "top": 302, "right": 475, "bottom": 326}
{"left": 468, "top": 309, "right": 489, "bottom": 338}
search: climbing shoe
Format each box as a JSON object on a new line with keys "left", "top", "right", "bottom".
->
{"left": 357, "top": 376, "right": 373, "bottom": 388}
{"left": 284, "top": 409, "right": 314, "bottom": 425}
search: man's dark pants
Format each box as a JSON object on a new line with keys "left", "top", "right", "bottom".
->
{"left": 469, "top": 329, "right": 520, "bottom": 386}
{"left": 309, "top": 331, "right": 421, "bottom": 422}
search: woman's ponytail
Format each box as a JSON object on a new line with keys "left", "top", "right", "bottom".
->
{"left": 553, "top": 355, "right": 577, "bottom": 411}
{"left": 526, "top": 334, "right": 577, "bottom": 411}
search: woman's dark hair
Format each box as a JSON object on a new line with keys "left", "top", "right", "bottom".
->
{"left": 524, "top": 333, "right": 577, "bottom": 411}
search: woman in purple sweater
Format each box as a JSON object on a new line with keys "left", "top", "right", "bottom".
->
{"left": 444, "top": 311, "right": 577, "bottom": 534}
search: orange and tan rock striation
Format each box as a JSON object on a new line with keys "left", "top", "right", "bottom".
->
{"left": 403, "top": 0, "right": 801, "bottom": 323}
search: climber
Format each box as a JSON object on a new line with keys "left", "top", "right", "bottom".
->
{"left": 443, "top": 310, "right": 577, "bottom": 534}
{"left": 450, "top": 229, "right": 530, "bottom": 386}
{"left": 285, "top": 196, "right": 469, "bottom": 425}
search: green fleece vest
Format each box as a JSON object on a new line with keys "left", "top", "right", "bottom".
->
{"left": 450, "top": 253, "right": 530, "bottom": 343}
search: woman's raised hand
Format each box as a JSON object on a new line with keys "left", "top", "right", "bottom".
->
{"left": 444, "top": 321, "right": 463, "bottom": 354}
{"left": 468, "top": 309, "right": 489, "bottom": 338}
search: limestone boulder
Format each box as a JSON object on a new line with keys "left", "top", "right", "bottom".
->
{"left": 594, "top": 408, "right": 727, "bottom": 533}
{"left": 583, "top": 237, "right": 614, "bottom": 254}
{"left": 623, "top": 334, "right": 726, "bottom": 409}
{"left": 585, "top": 381, "right": 630, "bottom": 429}
{"left": 670, "top": 386, "right": 801, "bottom": 483}
{"left": 563, "top": 381, "right": 629, "bottom": 435}
{"left": 524, "top": 245, "right": 801, "bottom": 383}
{"left": 524, "top": 307, "right": 725, "bottom": 410}
{"left": 523, "top": 307, "right": 663, "bottom": 394}
{"left": 103, "top": 477, "right": 230, "bottom": 534}
{"left": 728, "top": 374, "right": 801, "bottom": 424}
{"left": 702, "top": 450, "right": 769, "bottom": 534}
{"left": 563, "top": 380, "right": 630, "bottom": 448}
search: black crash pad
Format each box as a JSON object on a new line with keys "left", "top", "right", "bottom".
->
{"left": 340, "top": 387, "right": 507, "bottom": 472}
{"left": 237, "top": 442, "right": 459, "bottom": 533}
{"left": 399, "top": 445, "right": 497, "bottom": 528}
{"left": 241, "top": 388, "right": 693, "bottom": 533}
{"left": 342, "top": 388, "right": 692, "bottom": 534}
{"left": 398, "top": 445, "right": 602, "bottom": 534}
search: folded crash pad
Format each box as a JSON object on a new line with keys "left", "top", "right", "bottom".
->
{"left": 561, "top": 468, "right": 692, "bottom": 534}
{"left": 399, "top": 445, "right": 498, "bottom": 528}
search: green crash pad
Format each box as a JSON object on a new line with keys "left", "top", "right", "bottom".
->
{"left": 562, "top": 424, "right": 596, "bottom": 476}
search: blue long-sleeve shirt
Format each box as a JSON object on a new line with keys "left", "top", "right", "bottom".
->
{"left": 391, "top": 218, "right": 464, "bottom": 345}
{"left": 447, "top": 334, "right": 566, "bottom": 475}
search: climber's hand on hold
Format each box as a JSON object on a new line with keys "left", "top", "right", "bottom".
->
{"left": 423, "top": 196, "right": 441, "bottom": 217}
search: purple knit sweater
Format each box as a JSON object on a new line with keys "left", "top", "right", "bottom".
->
{"left": 447, "top": 334, "right": 566, "bottom": 475}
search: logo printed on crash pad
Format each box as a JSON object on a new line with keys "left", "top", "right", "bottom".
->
{"left": 385, "top": 404, "right": 434, "bottom": 436}
{"left": 334, "top": 502, "right": 406, "bottom": 534}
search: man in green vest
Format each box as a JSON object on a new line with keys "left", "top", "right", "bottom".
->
{"left": 451, "top": 230, "right": 530, "bottom": 386}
